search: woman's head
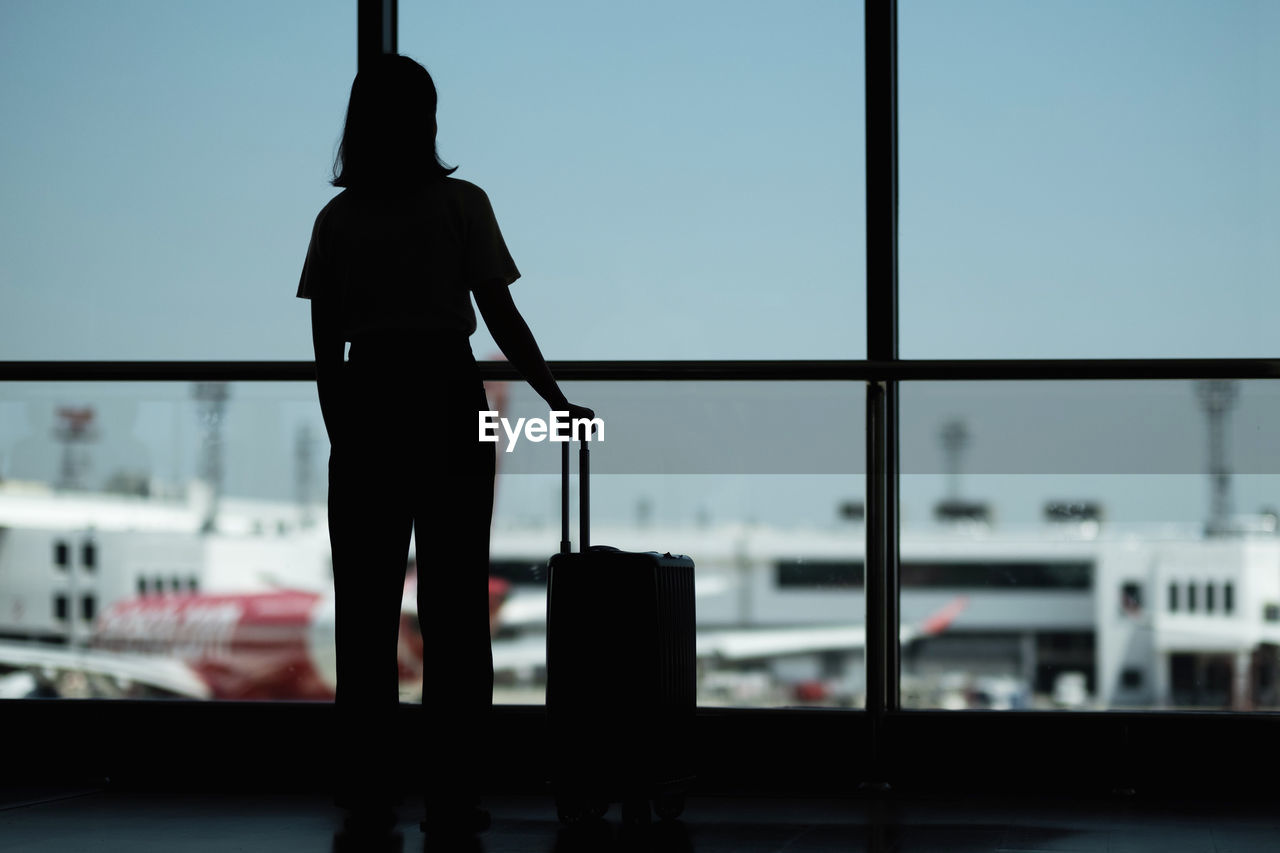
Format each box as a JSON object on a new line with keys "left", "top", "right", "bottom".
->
{"left": 331, "top": 54, "right": 456, "bottom": 189}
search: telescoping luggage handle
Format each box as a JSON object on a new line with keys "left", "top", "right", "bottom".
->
{"left": 560, "top": 439, "right": 589, "bottom": 554}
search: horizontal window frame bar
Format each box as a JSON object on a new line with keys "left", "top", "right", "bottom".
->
{"left": 3, "top": 359, "right": 1280, "bottom": 382}
{"left": 7, "top": 699, "right": 1280, "bottom": 795}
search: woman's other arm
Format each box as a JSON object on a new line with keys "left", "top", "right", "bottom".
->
{"left": 311, "top": 296, "right": 346, "bottom": 445}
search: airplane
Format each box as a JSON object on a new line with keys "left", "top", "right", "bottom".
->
{"left": 0, "top": 540, "right": 967, "bottom": 701}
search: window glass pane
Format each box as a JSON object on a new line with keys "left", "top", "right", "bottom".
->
{"left": 900, "top": 1, "right": 1280, "bottom": 357}
{"left": 901, "top": 379, "right": 1280, "bottom": 711}
{"left": 401, "top": 1, "right": 866, "bottom": 359}
{"left": 0, "top": 379, "right": 864, "bottom": 709}
{"left": 0, "top": 381, "right": 332, "bottom": 700}
{"left": 0, "top": 1, "right": 353, "bottom": 359}
{"left": 489, "top": 380, "right": 865, "bottom": 708}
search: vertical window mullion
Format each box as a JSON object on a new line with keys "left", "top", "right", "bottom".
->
{"left": 865, "top": 0, "right": 900, "bottom": 785}
{"left": 358, "top": 0, "right": 397, "bottom": 73}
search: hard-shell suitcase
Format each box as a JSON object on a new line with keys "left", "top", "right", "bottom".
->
{"left": 546, "top": 440, "right": 696, "bottom": 824}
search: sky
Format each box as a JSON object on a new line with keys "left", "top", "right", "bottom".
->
{"left": 1, "top": 1, "right": 1279, "bottom": 528}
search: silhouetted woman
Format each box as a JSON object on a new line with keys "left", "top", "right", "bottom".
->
{"left": 298, "top": 53, "right": 593, "bottom": 834}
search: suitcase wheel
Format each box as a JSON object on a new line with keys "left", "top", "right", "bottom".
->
{"left": 653, "top": 793, "right": 685, "bottom": 821}
{"left": 621, "top": 797, "right": 650, "bottom": 826}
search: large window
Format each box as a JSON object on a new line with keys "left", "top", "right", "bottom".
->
{"left": 900, "top": 0, "right": 1279, "bottom": 358}
{"left": 0, "top": 379, "right": 863, "bottom": 708}
{"left": 0, "top": 1, "right": 353, "bottom": 360}
{"left": 900, "top": 379, "right": 1280, "bottom": 711}
{"left": 4, "top": 0, "right": 1280, "bottom": 797}
{"left": 402, "top": 0, "right": 867, "bottom": 359}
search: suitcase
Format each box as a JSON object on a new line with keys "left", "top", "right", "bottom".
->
{"left": 546, "top": 439, "right": 696, "bottom": 824}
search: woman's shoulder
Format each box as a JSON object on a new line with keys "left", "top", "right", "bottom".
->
{"left": 441, "top": 177, "right": 494, "bottom": 205}
{"left": 312, "top": 189, "right": 352, "bottom": 225}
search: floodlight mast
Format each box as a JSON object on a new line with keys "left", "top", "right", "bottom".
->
{"left": 940, "top": 419, "right": 969, "bottom": 503}
{"left": 53, "top": 406, "right": 98, "bottom": 491}
{"left": 192, "top": 382, "right": 230, "bottom": 534}
{"left": 1197, "top": 379, "right": 1239, "bottom": 537}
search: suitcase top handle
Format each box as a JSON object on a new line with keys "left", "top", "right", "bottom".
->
{"left": 561, "top": 439, "right": 589, "bottom": 555}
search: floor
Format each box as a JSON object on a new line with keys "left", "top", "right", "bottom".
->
{"left": 0, "top": 785, "right": 1277, "bottom": 852}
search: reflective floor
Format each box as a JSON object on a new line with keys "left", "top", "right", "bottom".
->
{"left": 1, "top": 786, "right": 1277, "bottom": 852}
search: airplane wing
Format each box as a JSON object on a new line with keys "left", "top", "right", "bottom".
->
{"left": 490, "top": 595, "right": 971, "bottom": 671}
{"left": 491, "top": 621, "right": 913, "bottom": 671}
{"left": 0, "top": 641, "right": 212, "bottom": 700}
{"left": 696, "top": 625, "right": 867, "bottom": 661}
{"left": 700, "top": 595, "right": 969, "bottom": 662}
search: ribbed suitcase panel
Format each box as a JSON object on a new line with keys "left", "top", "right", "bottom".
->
{"left": 546, "top": 551, "right": 696, "bottom": 797}
{"left": 656, "top": 558, "right": 697, "bottom": 714}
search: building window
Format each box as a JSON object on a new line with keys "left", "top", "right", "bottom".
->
{"left": 81, "top": 542, "right": 97, "bottom": 571}
{"left": 54, "top": 594, "right": 68, "bottom": 620}
{"left": 171, "top": 577, "right": 183, "bottom": 593}
{"left": 1225, "top": 583, "right": 1235, "bottom": 614}
{"left": 1188, "top": 583, "right": 1198, "bottom": 613}
{"left": 1265, "top": 604, "right": 1280, "bottom": 623}
{"left": 1121, "top": 582, "right": 1142, "bottom": 614}
{"left": 901, "top": 561, "right": 1091, "bottom": 589}
{"left": 1206, "top": 583, "right": 1216, "bottom": 613}
{"left": 1121, "top": 668, "right": 1143, "bottom": 689}
{"left": 54, "top": 541, "right": 69, "bottom": 569}
{"left": 187, "top": 577, "right": 199, "bottom": 592}
{"left": 153, "top": 576, "right": 164, "bottom": 596}
{"left": 775, "top": 560, "right": 864, "bottom": 589}
{"left": 81, "top": 595, "right": 96, "bottom": 622}
{"left": 1169, "top": 583, "right": 1179, "bottom": 612}
{"left": 137, "top": 577, "right": 147, "bottom": 596}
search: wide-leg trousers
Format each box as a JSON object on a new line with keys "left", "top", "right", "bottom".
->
{"left": 327, "top": 337, "right": 495, "bottom": 802}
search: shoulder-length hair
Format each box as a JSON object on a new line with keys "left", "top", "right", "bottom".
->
{"left": 331, "top": 54, "right": 456, "bottom": 189}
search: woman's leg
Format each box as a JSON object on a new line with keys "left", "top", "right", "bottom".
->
{"left": 329, "top": 443, "right": 414, "bottom": 804}
{"left": 414, "top": 384, "right": 496, "bottom": 805}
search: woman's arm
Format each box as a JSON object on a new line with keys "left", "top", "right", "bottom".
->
{"left": 473, "top": 281, "right": 594, "bottom": 424}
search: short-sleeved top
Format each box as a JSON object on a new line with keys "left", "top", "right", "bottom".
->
{"left": 296, "top": 178, "right": 520, "bottom": 339}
